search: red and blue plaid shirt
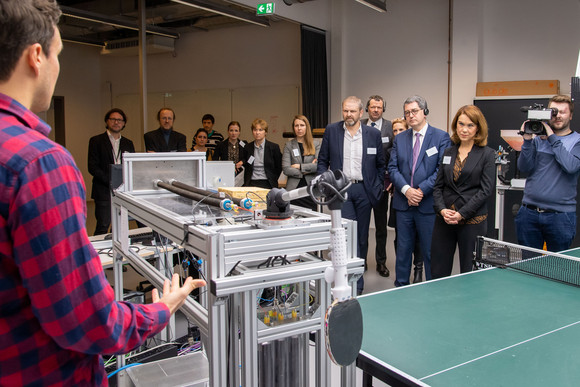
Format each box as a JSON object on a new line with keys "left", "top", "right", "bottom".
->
{"left": 0, "top": 93, "right": 170, "bottom": 386}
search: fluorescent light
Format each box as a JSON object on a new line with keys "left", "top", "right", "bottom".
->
{"left": 171, "top": 0, "right": 269, "bottom": 27}
{"left": 355, "top": 0, "right": 387, "bottom": 13}
{"left": 61, "top": 37, "right": 105, "bottom": 48}
{"left": 60, "top": 6, "right": 179, "bottom": 39}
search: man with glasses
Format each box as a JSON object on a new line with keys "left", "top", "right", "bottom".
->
{"left": 88, "top": 108, "right": 135, "bottom": 235}
{"left": 388, "top": 95, "right": 451, "bottom": 286}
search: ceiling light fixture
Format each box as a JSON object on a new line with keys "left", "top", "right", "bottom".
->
{"left": 354, "top": 0, "right": 387, "bottom": 13}
{"left": 60, "top": 6, "right": 179, "bottom": 39}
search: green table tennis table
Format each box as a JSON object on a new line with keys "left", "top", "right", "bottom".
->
{"left": 357, "top": 247, "right": 580, "bottom": 386}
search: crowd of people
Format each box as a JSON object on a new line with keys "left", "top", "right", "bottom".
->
{"left": 88, "top": 93, "right": 579, "bottom": 294}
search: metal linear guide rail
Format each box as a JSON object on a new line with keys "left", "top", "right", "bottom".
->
{"left": 111, "top": 153, "right": 363, "bottom": 386}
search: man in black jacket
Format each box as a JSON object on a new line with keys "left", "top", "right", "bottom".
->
{"left": 144, "top": 107, "right": 187, "bottom": 152}
{"left": 88, "top": 108, "right": 135, "bottom": 235}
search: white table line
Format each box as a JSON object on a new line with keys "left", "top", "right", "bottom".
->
{"left": 420, "top": 319, "right": 580, "bottom": 382}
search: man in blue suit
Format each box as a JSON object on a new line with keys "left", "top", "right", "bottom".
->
{"left": 318, "top": 96, "right": 386, "bottom": 294}
{"left": 388, "top": 95, "right": 451, "bottom": 286}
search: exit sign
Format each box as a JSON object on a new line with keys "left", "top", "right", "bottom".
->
{"left": 257, "top": 2, "right": 275, "bottom": 15}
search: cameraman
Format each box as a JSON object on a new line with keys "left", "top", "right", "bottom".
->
{"left": 516, "top": 95, "right": 580, "bottom": 251}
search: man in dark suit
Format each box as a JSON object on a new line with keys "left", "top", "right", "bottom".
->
{"left": 243, "top": 118, "right": 282, "bottom": 189}
{"left": 88, "top": 108, "right": 135, "bottom": 235}
{"left": 144, "top": 107, "right": 187, "bottom": 152}
{"left": 361, "top": 95, "right": 394, "bottom": 278}
{"left": 388, "top": 95, "right": 451, "bottom": 286}
{"left": 318, "top": 96, "right": 386, "bottom": 294}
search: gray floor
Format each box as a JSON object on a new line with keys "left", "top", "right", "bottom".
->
{"left": 363, "top": 225, "right": 461, "bottom": 295}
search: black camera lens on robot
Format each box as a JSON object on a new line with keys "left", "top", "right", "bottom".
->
{"left": 520, "top": 104, "right": 558, "bottom": 135}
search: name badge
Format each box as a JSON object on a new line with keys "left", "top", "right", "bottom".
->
{"left": 382, "top": 137, "right": 390, "bottom": 144}
{"left": 443, "top": 156, "right": 451, "bottom": 165}
{"left": 426, "top": 146, "right": 438, "bottom": 157}
{"left": 239, "top": 141, "right": 245, "bottom": 147}
{"left": 248, "top": 156, "right": 255, "bottom": 164}
{"left": 293, "top": 148, "right": 300, "bottom": 157}
{"left": 367, "top": 147, "right": 377, "bottom": 155}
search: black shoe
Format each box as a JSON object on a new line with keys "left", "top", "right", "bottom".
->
{"left": 377, "top": 263, "right": 390, "bottom": 278}
{"left": 413, "top": 268, "right": 423, "bottom": 283}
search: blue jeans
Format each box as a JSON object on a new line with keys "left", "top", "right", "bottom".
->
{"left": 515, "top": 206, "right": 576, "bottom": 252}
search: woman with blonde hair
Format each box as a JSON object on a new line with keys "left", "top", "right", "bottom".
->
{"left": 282, "top": 115, "right": 320, "bottom": 210}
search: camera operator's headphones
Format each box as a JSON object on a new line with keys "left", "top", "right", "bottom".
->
{"left": 366, "top": 96, "right": 386, "bottom": 113}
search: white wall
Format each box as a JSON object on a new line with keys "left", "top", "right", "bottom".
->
{"left": 100, "top": 21, "right": 300, "bottom": 93}
{"left": 479, "top": 0, "right": 580, "bottom": 88}
{"left": 329, "top": 0, "right": 450, "bottom": 129}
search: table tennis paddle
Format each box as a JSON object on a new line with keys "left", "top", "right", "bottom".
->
{"left": 324, "top": 297, "right": 363, "bottom": 366}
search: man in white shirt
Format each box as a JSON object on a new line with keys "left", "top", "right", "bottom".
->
{"left": 317, "top": 96, "right": 386, "bottom": 294}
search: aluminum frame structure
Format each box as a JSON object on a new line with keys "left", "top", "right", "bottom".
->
{"left": 110, "top": 153, "right": 363, "bottom": 386}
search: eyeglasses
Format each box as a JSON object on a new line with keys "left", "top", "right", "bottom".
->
{"left": 108, "top": 118, "right": 125, "bottom": 123}
{"left": 403, "top": 109, "right": 422, "bottom": 117}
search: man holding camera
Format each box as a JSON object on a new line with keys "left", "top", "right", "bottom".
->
{"left": 516, "top": 95, "right": 580, "bottom": 251}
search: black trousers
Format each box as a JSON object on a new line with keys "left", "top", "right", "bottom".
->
{"left": 94, "top": 200, "right": 111, "bottom": 235}
{"left": 430, "top": 216, "right": 487, "bottom": 279}
{"left": 373, "top": 191, "right": 388, "bottom": 266}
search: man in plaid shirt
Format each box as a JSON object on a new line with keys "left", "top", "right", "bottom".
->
{"left": 0, "top": 1, "right": 205, "bottom": 385}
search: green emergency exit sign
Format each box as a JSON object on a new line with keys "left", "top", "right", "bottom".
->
{"left": 257, "top": 2, "right": 275, "bottom": 15}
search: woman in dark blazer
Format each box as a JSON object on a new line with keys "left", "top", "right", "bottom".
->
{"left": 243, "top": 118, "right": 282, "bottom": 189}
{"left": 282, "top": 115, "right": 320, "bottom": 210}
{"left": 214, "top": 121, "right": 247, "bottom": 177}
{"left": 431, "top": 105, "right": 495, "bottom": 278}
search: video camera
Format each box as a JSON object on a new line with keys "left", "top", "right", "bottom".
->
{"left": 520, "top": 104, "right": 558, "bottom": 135}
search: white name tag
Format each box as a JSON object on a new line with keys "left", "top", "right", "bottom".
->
{"left": 426, "top": 146, "right": 438, "bottom": 157}
{"left": 293, "top": 148, "right": 300, "bottom": 157}
{"left": 248, "top": 156, "right": 255, "bottom": 164}
{"left": 239, "top": 141, "right": 245, "bottom": 147}
{"left": 367, "top": 147, "right": 377, "bottom": 155}
{"left": 382, "top": 137, "right": 390, "bottom": 144}
{"left": 443, "top": 156, "right": 452, "bottom": 165}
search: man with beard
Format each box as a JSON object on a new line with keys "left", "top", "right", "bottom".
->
{"left": 88, "top": 108, "right": 135, "bottom": 235}
{"left": 144, "top": 107, "right": 187, "bottom": 152}
{"left": 516, "top": 95, "right": 580, "bottom": 251}
{"left": 317, "top": 96, "right": 385, "bottom": 294}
